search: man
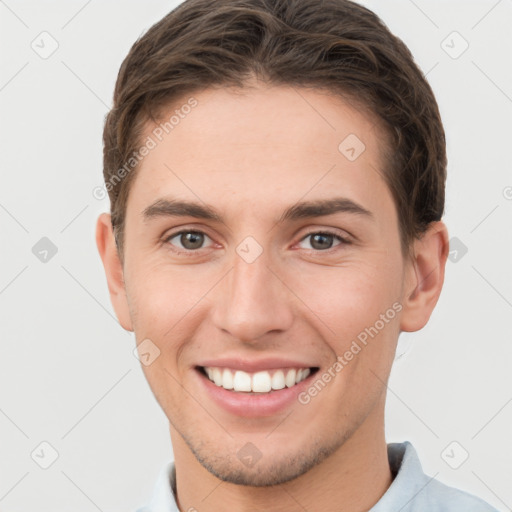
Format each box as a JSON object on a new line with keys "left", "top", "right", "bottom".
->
{"left": 96, "top": 0, "right": 498, "bottom": 510}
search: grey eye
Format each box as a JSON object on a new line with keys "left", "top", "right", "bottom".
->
{"left": 299, "top": 232, "right": 345, "bottom": 251}
{"left": 309, "top": 233, "right": 335, "bottom": 250}
{"left": 167, "top": 231, "right": 212, "bottom": 251}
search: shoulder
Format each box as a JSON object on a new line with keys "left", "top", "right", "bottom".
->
{"left": 421, "top": 476, "right": 499, "bottom": 511}
{"left": 372, "top": 442, "right": 499, "bottom": 512}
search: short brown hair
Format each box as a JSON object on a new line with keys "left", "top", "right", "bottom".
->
{"left": 102, "top": 0, "right": 446, "bottom": 259}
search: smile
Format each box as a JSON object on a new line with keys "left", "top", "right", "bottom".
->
{"left": 200, "top": 366, "right": 316, "bottom": 393}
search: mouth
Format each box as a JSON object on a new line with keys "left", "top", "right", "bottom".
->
{"left": 196, "top": 366, "right": 320, "bottom": 394}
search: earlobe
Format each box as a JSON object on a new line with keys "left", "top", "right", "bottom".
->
{"left": 95, "top": 213, "right": 133, "bottom": 331}
{"left": 399, "top": 221, "right": 449, "bottom": 333}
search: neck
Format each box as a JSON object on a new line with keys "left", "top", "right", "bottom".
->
{"left": 170, "top": 411, "right": 392, "bottom": 512}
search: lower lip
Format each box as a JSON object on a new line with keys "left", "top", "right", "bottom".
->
{"left": 194, "top": 368, "right": 317, "bottom": 418}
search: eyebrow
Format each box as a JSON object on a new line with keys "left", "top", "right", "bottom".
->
{"left": 142, "top": 197, "right": 373, "bottom": 224}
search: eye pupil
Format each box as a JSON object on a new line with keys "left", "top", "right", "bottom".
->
{"left": 310, "top": 233, "right": 333, "bottom": 250}
{"left": 181, "top": 232, "right": 204, "bottom": 250}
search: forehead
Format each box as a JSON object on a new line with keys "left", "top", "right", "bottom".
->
{"left": 126, "top": 84, "right": 393, "bottom": 224}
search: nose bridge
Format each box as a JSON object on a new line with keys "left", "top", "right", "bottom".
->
{"left": 212, "top": 240, "right": 293, "bottom": 342}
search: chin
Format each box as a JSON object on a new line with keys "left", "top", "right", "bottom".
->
{"left": 183, "top": 431, "right": 347, "bottom": 487}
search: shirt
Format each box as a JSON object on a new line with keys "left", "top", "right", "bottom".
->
{"left": 136, "top": 441, "right": 499, "bottom": 511}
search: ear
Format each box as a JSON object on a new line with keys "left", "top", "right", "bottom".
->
{"left": 95, "top": 213, "right": 133, "bottom": 331}
{"left": 400, "top": 221, "right": 449, "bottom": 332}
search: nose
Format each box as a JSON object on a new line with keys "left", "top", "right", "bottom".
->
{"left": 211, "top": 245, "right": 294, "bottom": 343}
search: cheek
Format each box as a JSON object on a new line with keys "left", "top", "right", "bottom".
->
{"left": 128, "top": 266, "right": 195, "bottom": 407}
{"left": 126, "top": 262, "right": 204, "bottom": 332}
{"left": 125, "top": 263, "right": 217, "bottom": 381}
{"left": 293, "top": 259, "right": 402, "bottom": 349}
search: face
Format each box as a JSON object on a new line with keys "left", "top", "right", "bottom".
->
{"left": 103, "top": 83, "right": 420, "bottom": 486}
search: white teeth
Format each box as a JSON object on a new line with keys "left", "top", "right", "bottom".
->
{"left": 285, "top": 369, "right": 296, "bottom": 388}
{"left": 233, "top": 370, "right": 252, "bottom": 392}
{"left": 295, "top": 368, "right": 311, "bottom": 383}
{"left": 222, "top": 368, "right": 234, "bottom": 390}
{"left": 252, "top": 371, "right": 272, "bottom": 393}
{"left": 271, "top": 370, "right": 285, "bottom": 390}
{"left": 213, "top": 368, "right": 223, "bottom": 386}
{"left": 203, "top": 366, "right": 312, "bottom": 393}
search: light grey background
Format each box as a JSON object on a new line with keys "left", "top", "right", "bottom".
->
{"left": 1, "top": 0, "right": 511, "bottom": 510}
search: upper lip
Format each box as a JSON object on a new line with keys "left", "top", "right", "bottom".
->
{"left": 197, "top": 357, "right": 318, "bottom": 373}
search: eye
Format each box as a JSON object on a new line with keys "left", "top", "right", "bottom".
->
{"left": 298, "top": 231, "right": 350, "bottom": 251}
{"left": 164, "top": 230, "right": 214, "bottom": 253}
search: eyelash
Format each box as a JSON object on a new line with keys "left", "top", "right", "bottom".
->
{"left": 163, "top": 229, "right": 351, "bottom": 256}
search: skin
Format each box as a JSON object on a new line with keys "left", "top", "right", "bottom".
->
{"left": 97, "top": 81, "right": 449, "bottom": 512}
